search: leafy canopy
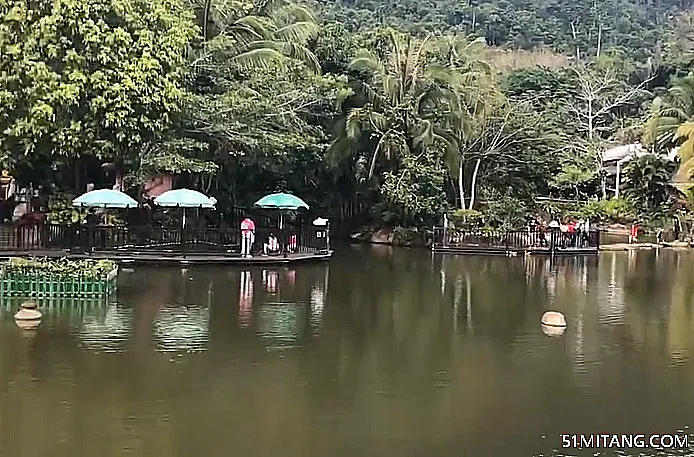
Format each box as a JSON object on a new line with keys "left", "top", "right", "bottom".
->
{"left": 0, "top": 0, "right": 197, "bottom": 166}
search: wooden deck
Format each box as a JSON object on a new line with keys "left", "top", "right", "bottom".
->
{"left": 0, "top": 249, "right": 333, "bottom": 265}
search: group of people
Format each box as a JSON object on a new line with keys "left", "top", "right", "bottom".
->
{"left": 535, "top": 218, "right": 594, "bottom": 248}
{"left": 240, "top": 217, "right": 297, "bottom": 258}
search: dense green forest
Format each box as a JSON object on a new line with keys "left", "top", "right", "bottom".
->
{"left": 3, "top": 0, "right": 694, "bottom": 231}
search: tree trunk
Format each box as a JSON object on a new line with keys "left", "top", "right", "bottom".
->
{"left": 468, "top": 158, "right": 481, "bottom": 210}
{"left": 458, "top": 160, "right": 465, "bottom": 209}
{"left": 203, "top": 0, "right": 212, "bottom": 42}
{"left": 587, "top": 98, "right": 594, "bottom": 140}
{"left": 601, "top": 172, "right": 607, "bottom": 199}
{"left": 570, "top": 21, "right": 580, "bottom": 60}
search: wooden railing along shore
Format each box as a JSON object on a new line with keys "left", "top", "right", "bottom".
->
{"left": 432, "top": 227, "right": 600, "bottom": 255}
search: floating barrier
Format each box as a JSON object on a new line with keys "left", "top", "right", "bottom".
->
{"left": 0, "top": 258, "right": 118, "bottom": 298}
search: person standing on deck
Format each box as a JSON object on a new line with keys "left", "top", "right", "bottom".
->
{"left": 582, "top": 219, "right": 591, "bottom": 247}
{"left": 240, "top": 217, "right": 255, "bottom": 258}
{"left": 567, "top": 220, "right": 577, "bottom": 247}
{"left": 673, "top": 215, "right": 681, "bottom": 241}
{"left": 629, "top": 223, "right": 639, "bottom": 244}
{"left": 656, "top": 227, "right": 664, "bottom": 244}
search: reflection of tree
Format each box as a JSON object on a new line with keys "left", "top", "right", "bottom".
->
{"left": 666, "top": 251, "right": 694, "bottom": 360}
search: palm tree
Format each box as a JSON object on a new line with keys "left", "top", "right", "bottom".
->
{"left": 187, "top": 0, "right": 320, "bottom": 74}
{"left": 644, "top": 74, "right": 694, "bottom": 192}
{"left": 623, "top": 154, "right": 676, "bottom": 211}
{"left": 333, "top": 29, "right": 458, "bottom": 180}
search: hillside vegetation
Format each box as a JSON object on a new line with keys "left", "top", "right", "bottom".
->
{"left": 2, "top": 0, "right": 694, "bottom": 230}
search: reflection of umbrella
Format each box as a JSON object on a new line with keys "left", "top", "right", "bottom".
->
{"left": 254, "top": 193, "right": 309, "bottom": 210}
{"left": 154, "top": 189, "right": 216, "bottom": 208}
{"left": 72, "top": 189, "right": 138, "bottom": 208}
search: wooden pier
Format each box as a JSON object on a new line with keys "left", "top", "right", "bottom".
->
{"left": 431, "top": 227, "right": 600, "bottom": 256}
{"left": 0, "top": 224, "right": 332, "bottom": 265}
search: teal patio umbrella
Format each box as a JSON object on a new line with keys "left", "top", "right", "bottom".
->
{"left": 154, "top": 188, "right": 216, "bottom": 229}
{"left": 72, "top": 189, "right": 138, "bottom": 209}
{"left": 154, "top": 189, "right": 216, "bottom": 209}
{"left": 254, "top": 193, "right": 309, "bottom": 211}
{"left": 254, "top": 193, "right": 309, "bottom": 236}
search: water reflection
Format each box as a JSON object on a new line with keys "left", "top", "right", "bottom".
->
{"left": 252, "top": 267, "right": 330, "bottom": 347}
{"left": 78, "top": 304, "right": 134, "bottom": 352}
{"left": 6, "top": 249, "right": 694, "bottom": 456}
{"left": 256, "top": 303, "right": 307, "bottom": 347}
{"left": 239, "top": 271, "right": 253, "bottom": 327}
{"left": 153, "top": 305, "right": 209, "bottom": 352}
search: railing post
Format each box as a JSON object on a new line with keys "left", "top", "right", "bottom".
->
{"left": 443, "top": 213, "right": 449, "bottom": 248}
{"left": 326, "top": 222, "right": 331, "bottom": 252}
{"left": 87, "top": 224, "right": 94, "bottom": 252}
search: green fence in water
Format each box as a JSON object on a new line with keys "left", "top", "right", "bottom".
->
{"left": 0, "top": 267, "right": 118, "bottom": 298}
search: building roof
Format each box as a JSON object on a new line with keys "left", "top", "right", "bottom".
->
{"left": 602, "top": 143, "right": 678, "bottom": 164}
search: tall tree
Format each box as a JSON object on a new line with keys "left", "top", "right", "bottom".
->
{"left": 333, "top": 29, "right": 456, "bottom": 180}
{"left": 644, "top": 74, "right": 694, "bottom": 192}
{"left": 0, "top": 0, "right": 197, "bottom": 167}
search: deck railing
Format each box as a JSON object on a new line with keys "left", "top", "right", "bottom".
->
{"left": 432, "top": 227, "right": 600, "bottom": 252}
{"left": 0, "top": 223, "right": 330, "bottom": 255}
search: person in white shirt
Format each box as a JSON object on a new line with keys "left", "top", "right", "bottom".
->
{"left": 263, "top": 233, "right": 280, "bottom": 255}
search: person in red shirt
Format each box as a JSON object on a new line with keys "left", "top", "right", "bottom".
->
{"left": 240, "top": 217, "right": 255, "bottom": 257}
{"left": 629, "top": 223, "right": 638, "bottom": 244}
{"left": 567, "top": 220, "right": 577, "bottom": 247}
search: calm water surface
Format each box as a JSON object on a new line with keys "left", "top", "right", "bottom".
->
{"left": 2, "top": 246, "right": 694, "bottom": 457}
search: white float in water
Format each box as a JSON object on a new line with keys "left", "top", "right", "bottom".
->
{"left": 541, "top": 311, "right": 566, "bottom": 336}
{"left": 541, "top": 311, "right": 566, "bottom": 327}
{"left": 14, "top": 301, "right": 42, "bottom": 330}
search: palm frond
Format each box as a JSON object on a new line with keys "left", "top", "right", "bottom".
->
{"left": 413, "top": 119, "right": 435, "bottom": 147}
{"left": 675, "top": 122, "right": 694, "bottom": 141}
{"left": 233, "top": 15, "right": 275, "bottom": 39}
{"left": 351, "top": 80, "right": 384, "bottom": 107}
{"left": 274, "top": 21, "right": 319, "bottom": 44}
{"left": 368, "top": 129, "right": 408, "bottom": 178}
{"left": 272, "top": 40, "right": 320, "bottom": 73}
{"left": 223, "top": 22, "right": 264, "bottom": 43}
{"left": 673, "top": 155, "right": 694, "bottom": 192}
{"left": 464, "top": 36, "right": 487, "bottom": 52}
{"left": 272, "top": 4, "right": 316, "bottom": 24}
{"left": 368, "top": 111, "right": 388, "bottom": 132}
{"left": 382, "top": 74, "right": 400, "bottom": 105}
{"left": 229, "top": 47, "right": 286, "bottom": 71}
{"left": 349, "top": 50, "right": 386, "bottom": 77}
{"left": 346, "top": 107, "right": 365, "bottom": 140}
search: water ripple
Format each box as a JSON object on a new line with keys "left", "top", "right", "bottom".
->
{"left": 153, "top": 305, "right": 209, "bottom": 352}
{"left": 256, "top": 302, "right": 306, "bottom": 348}
{"left": 76, "top": 304, "right": 133, "bottom": 352}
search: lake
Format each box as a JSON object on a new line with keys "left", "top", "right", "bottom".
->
{"left": 2, "top": 245, "right": 694, "bottom": 457}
